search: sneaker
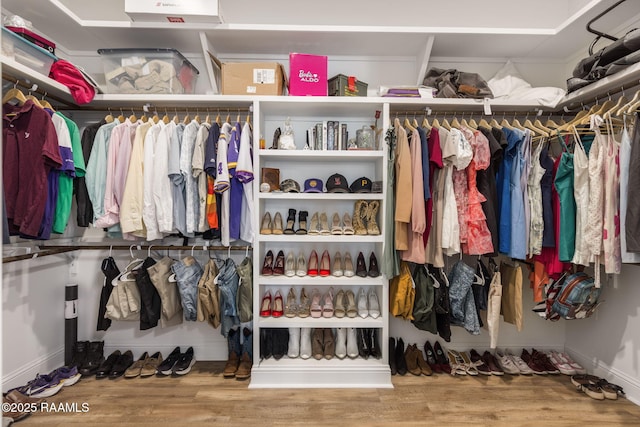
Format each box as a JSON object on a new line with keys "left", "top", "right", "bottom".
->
{"left": 494, "top": 350, "right": 520, "bottom": 375}
{"left": 482, "top": 351, "right": 504, "bottom": 376}
{"left": 546, "top": 351, "right": 576, "bottom": 375}
{"left": 505, "top": 349, "right": 533, "bottom": 375}
{"left": 173, "top": 347, "right": 196, "bottom": 375}
{"left": 558, "top": 352, "right": 587, "bottom": 375}
{"left": 469, "top": 349, "right": 491, "bottom": 375}
{"left": 532, "top": 349, "right": 559, "bottom": 374}
{"left": 50, "top": 366, "right": 81, "bottom": 387}
{"left": 11, "top": 374, "right": 63, "bottom": 398}
{"left": 521, "top": 349, "right": 547, "bottom": 375}
{"left": 157, "top": 347, "right": 182, "bottom": 375}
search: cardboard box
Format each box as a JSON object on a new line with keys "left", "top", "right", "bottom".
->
{"left": 125, "top": 0, "right": 222, "bottom": 24}
{"left": 289, "top": 53, "right": 327, "bottom": 96}
{"left": 221, "top": 62, "right": 286, "bottom": 95}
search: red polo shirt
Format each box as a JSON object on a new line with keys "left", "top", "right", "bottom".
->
{"left": 3, "top": 100, "right": 62, "bottom": 237}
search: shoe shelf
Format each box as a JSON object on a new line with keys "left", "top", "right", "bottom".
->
{"left": 257, "top": 234, "right": 384, "bottom": 243}
{"left": 259, "top": 275, "right": 387, "bottom": 286}
{"left": 258, "top": 193, "right": 384, "bottom": 200}
{"left": 257, "top": 317, "right": 385, "bottom": 328}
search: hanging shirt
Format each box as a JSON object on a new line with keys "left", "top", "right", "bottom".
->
{"left": 120, "top": 121, "right": 153, "bottom": 235}
{"left": 416, "top": 126, "right": 431, "bottom": 201}
{"left": 140, "top": 121, "right": 165, "bottom": 240}
{"left": 238, "top": 121, "right": 255, "bottom": 243}
{"left": 53, "top": 113, "right": 85, "bottom": 234}
{"left": 401, "top": 128, "right": 426, "bottom": 263}
{"left": 75, "top": 120, "right": 105, "bottom": 227}
{"left": 620, "top": 116, "right": 640, "bottom": 262}
{"left": 228, "top": 122, "right": 243, "bottom": 241}
{"left": 3, "top": 101, "right": 62, "bottom": 237}
{"left": 554, "top": 135, "right": 576, "bottom": 263}
{"left": 192, "top": 122, "right": 211, "bottom": 233}
{"left": 527, "top": 140, "right": 545, "bottom": 257}
{"left": 153, "top": 121, "right": 175, "bottom": 234}
{"left": 571, "top": 132, "right": 590, "bottom": 266}
{"left": 539, "top": 144, "right": 555, "bottom": 248}
{"left": 169, "top": 122, "right": 190, "bottom": 236}
{"left": 423, "top": 127, "right": 442, "bottom": 246}
{"left": 394, "top": 122, "right": 412, "bottom": 252}
{"left": 215, "top": 122, "right": 233, "bottom": 246}
{"left": 85, "top": 121, "right": 118, "bottom": 224}
{"left": 603, "top": 128, "right": 621, "bottom": 274}
{"left": 204, "top": 122, "right": 221, "bottom": 237}
{"left": 181, "top": 120, "right": 201, "bottom": 234}
{"left": 497, "top": 127, "right": 519, "bottom": 254}
{"left": 510, "top": 129, "right": 530, "bottom": 261}
{"left": 453, "top": 127, "right": 474, "bottom": 247}
{"left": 478, "top": 127, "right": 503, "bottom": 255}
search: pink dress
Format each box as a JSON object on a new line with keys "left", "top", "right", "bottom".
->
{"left": 603, "top": 123, "right": 621, "bottom": 274}
{"left": 462, "top": 128, "right": 494, "bottom": 255}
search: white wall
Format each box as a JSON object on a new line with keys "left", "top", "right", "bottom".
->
{"left": 565, "top": 265, "right": 640, "bottom": 405}
{"left": 2, "top": 256, "right": 70, "bottom": 390}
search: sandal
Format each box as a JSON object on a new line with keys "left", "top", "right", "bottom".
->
{"left": 330, "top": 212, "right": 342, "bottom": 234}
{"left": 446, "top": 349, "right": 467, "bottom": 376}
{"left": 310, "top": 289, "right": 322, "bottom": 318}
{"left": 459, "top": 351, "right": 479, "bottom": 376}
{"left": 319, "top": 212, "right": 330, "bottom": 235}
{"left": 298, "top": 288, "right": 310, "bottom": 318}
{"left": 308, "top": 212, "right": 320, "bottom": 235}
{"left": 284, "top": 288, "right": 298, "bottom": 318}
{"left": 342, "top": 212, "right": 354, "bottom": 235}
{"left": 596, "top": 379, "right": 625, "bottom": 400}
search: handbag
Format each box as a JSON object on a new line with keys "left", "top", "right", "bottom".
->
{"left": 551, "top": 272, "right": 602, "bottom": 320}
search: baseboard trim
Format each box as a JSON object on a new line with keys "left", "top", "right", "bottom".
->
{"left": 2, "top": 347, "right": 65, "bottom": 390}
{"left": 565, "top": 346, "right": 640, "bottom": 406}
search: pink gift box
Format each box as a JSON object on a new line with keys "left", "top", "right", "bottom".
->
{"left": 289, "top": 53, "right": 328, "bottom": 96}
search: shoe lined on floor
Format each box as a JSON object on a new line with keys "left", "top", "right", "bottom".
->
{"left": 158, "top": 347, "right": 182, "bottom": 376}
{"left": 79, "top": 341, "right": 103, "bottom": 377}
{"left": 389, "top": 337, "right": 397, "bottom": 375}
{"left": 342, "top": 213, "right": 354, "bottom": 235}
{"left": 140, "top": 352, "right": 163, "bottom": 377}
{"left": 124, "top": 352, "right": 148, "bottom": 378}
{"left": 505, "top": 350, "right": 533, "bottom": 375}
{"left": 434, "top": 342, "right": 451, "bottom": 374}
{"left": 469, "top": 349, "right": 491, "bottom": 375}
{"left": 415, "top": 345, "right": 433, "bottom": 376}
{"left": 494, "top": 350, "right": 520, "bottom": 375}
{"left": 272, "top": 212, "right": 283, "bottom": 234}
{"left": 557, "top": 351, "right": 586, "bottom": 374}
{"left": 11, "top": 373, "right": 63, "bottom": 398}
{"left": 423, "top": 341, "right": 442, "bottom": 374}
{"left": 331, "top": 212, "right": 343, "bottom": 234}
{"left": 50, "top": 365, "right": 81, "bottom": 386}
{"left": 96, "top": 350, "right": 121, "bottom": 379}
{"left": 260, "top": 212, "right": 272, "bottom": 234}
{"left": 404, "top": 344, "right": 421, "bottom": 376}
{"left": 532, "top": 349, "right": 560, "bottom": 374}
{"left": 446, "top": 349, "right": 468, "bottom": 376}
{"left": 459, "top": 351, "right": 479, "bottom": 376}
{"left": 109, "top": 350, "right": 134, "bottom": 379}
{"left": 395, "top": 338, "right": 407, "bottom": 375}
{"left": 546, "top": 350, "right": 576, "bottom": 375}
{"left": 481, "top": 351, "right": 504, "bottom": 376}
{"left": 520, "top": 349, "right": 547, "bottom": 375}
{"left": 285, "top": 252, "right": 296, "bottom": 277}
{"left": 333, "top": 251, "right": 343, "bottom": 277}
{"left": 173, "top": 347, "right": 195, "bottom": 375}
{"left": 235, "top": 352, "right": 252, "bottom": 381}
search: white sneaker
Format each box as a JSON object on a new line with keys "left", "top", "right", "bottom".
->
{"left": 547, "top": 351, "right": 575, "bottom": 375}
{"left": 299, "top": 328, "right": 312, "bottom": 359}
{"left": 505, "top": 349, "right": 533, "bottom": 375}
{"left": 335, "top": 328, "right": 347, "bottom": 359}
{"left": 357, "top": 288, "right": 368, "bottom": 318}
{"left": 346, "top": 327, "right": 358, "bottom": 359}
{"left": 558, "top": 351, "right": 586, "bottom": 375}
{"left": 494, "top": 350, "right": 520, "bottom": 375}
{"left": 287, "top": 327, "right": 300, "bottom": 358}
{"left": 368, "top": 290, "right": 380, "bottom": 319}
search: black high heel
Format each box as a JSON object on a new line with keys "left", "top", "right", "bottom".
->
{"left": 296, "top": 210, "right": 308, "bottom": 235}
{"left": 284, "top": 208, "right": 296, "bottom": 234}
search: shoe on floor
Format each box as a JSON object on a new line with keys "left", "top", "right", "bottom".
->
{"left": 173, "top": 347, "right": 196, "bottom": 375}
{"left": 109, "top": 350, "right": 134, "bottom": 379}
{"left": 9, "top": 374, "right": 63, "bottom": 399}
{"left": 96, "top": 350, "right": 121, "bottom": 379}
{"left": 157, "top": 347, "right": 181, "bottom": 376}
{"left": 140, "top": 352, "right": 163, "bottom": 377}
{"left": 235, "top": 352, "right": 252, "bottom": 380}
{"left": 50, "top": 365, "right": 81, "bottom": 386}
{"left": 124, "top": 352, "right": 149, "bottom": 378}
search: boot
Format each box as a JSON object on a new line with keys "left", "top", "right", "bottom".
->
{"left": 312, "top": 328, "right": 324, "bottom": 360}
{"left": 335, "top": 328, "right": 347, "bottom": 359}
{"left": 72, "top": 340, "right": 89, "bottom": 370}
{"left": 79, "top": 341, "right": 103, "bottom": 376}
{"left": 405, "top": 344, "right": 421, "bottom": 376}
{"left": 395, "top": 338, "right": 408, "bottom": 376}
{"left": 346, "top": 327, "right": 358, "bottom": 359}
{"left": 323, "top": 328, "right": 335, "bottom": 360}
{"left": 223, "top": 328, "right": 241, "bottom": 378}
{"left": 366, "top": 200, "right": 380, "bottom": 235}
{"left": 273, "top": 328, "right": 289, "bottom": 360}
{"left": 416, "top": 346, "right": 433, "bottom": 376}
{"left": 357, "top": 328, "right": 370, "bottom": 359}
{"left": 296, "top": 211, "right": 308, "bottom": 235}
{"left": 287, "top": 327, "right": 300, "bottom": 358}
{"left": 300, "top": 328, "right": 312, "bottom": 359}
{"left": 389, "top": 337, "right": 397, "bottom": 375}
{"left": 260, "top": 328, "right": 272, "bottom": 359}
{"left": 284, "top": 209, "right": 296, "bottom": 234}
{"left": 235, "top": 328, "right": 253, "bottom": 380}
{"left": 353, "top": 201, "right": 368, "bottom": 235}
{"left": 369, "top": 329, "right": 381, "bottom": 360}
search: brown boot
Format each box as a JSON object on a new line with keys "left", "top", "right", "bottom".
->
{"left": 323, "top": 328, "right": 335, "bottom": 360}
{"left": 366, "top": 200, "right": 380, "bottom": 235}
{"left": 223, "top": 351, "right": 240, "bottom": 378}
{"left": 353, "top": 200, "right": 368, "bottom": 235}
{"left": 405, "top": 344, "right": 421, "bottom": 376}
{"left": 312, "top": 328, "right": 324, "bottom": 360}
{"left": 235, "top": 352, "right": 252, "bottom": 380}
{"left": 415, "top": 346, "right": 433, "bottom": 376}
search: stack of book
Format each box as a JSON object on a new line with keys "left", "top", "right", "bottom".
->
{"left": 306, "top": 121, "right": 350, "bottom": 150}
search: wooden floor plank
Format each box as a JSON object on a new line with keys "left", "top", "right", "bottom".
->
{"left": 11, "top": 362, "right": 640, "bottom": 426}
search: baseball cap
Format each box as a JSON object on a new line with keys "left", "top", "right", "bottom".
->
{"left": 350, "top": 177, "right": 372, "bottom": 193}
{"left": 280, "top": 179, "right": 301, "bottom": 193}
{"left": 304, "top": 178, "right": 324, "bottom": 193}
{"left": 326, "top": 173, "right": 350, "bottom": 193}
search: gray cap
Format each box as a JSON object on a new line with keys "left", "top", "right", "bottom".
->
{"left": 280, "top": 179, "right": 301, "bottom": 193}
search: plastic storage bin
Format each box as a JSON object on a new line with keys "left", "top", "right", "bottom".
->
{"left": 97, "top": 48, "right": 199, "bottom": 94}
{"left": 1, "top": 27, "right": 57, "bottom": 76}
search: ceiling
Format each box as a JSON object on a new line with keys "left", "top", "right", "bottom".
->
{"left": 2, "top": 0, "right": 639, "bottom": 59}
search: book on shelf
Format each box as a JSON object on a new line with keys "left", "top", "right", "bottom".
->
{"left": 327, "top": 121, "right": 335, "bottom": 150}
{"left": 341, "top": 124, "right": 348, "bottom": 151}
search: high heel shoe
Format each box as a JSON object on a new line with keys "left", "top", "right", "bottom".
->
{"left": 272, "top": 290, "right": 284, "bottom": 317}
{"left": 307, "top": 250, "right": 319, "bottom": 276}
{"left": 330, "top": 212, "right": 342, "bottom": 234}
{"left": 319, "top": 250, "right": 331, "bottom": 277}
{"left": 322, "top": 287, "right": 334, "bottom": 318}
{"left": 283, "top": 208, "right": 296, "bottom": 234}
{"left": 368, "top": 289, "right": 380, "bottom": 319}
{"left": 366, "top": 200, "right": 380, "bottom": 235}
{"left": 308, "top": 212, "right": 319, "bottom": 235}
{"left": 334, "top": 289, "right": 346, "bottom": 318}
{"left": 319, "top": 212, "right": 330, "bottom": 235}
{"left": 272, "top": 212, "right": 284, "bottom": 235}
{"left": 368, "top": 252, "right": 380, "bottom": 278}
{"left": 261, "top": 250, "right": 274, "bottom": 275}
{"left": 434, "top": 341, "right": 451, "bottom": 374}
{"left": 343, "top": 252, "right": 355, "bottom": 277}
{"left": 357, "top": 288, "right": 368, "bottom": 318}
{"left": 296, "top": 252, "right": 307, "bottom": 276}
{"left": 356, "top": 252, "right": 367, "bottom": 277}
{"left": 332, "top": 251, "right": 343, "bottom": 277}
{"left": 298, "top": 288, "right": 310, "bottom": 318}
{"left": 342, "top": 212, "right": 354, "bottom": 235}
{"left": 296, "top": 211, "right": 308, "bottom": 235}
{"left": 310, "top": 289, "right": 322, "bottom": 318}
{"left": 285, "top": 251, "right": 296, "bottom": 277}
{"left": 284, "top": 288, "right": 298, "bottom": 318}
{"left": 260, "top": 290, "right": 272, "bottom": 317}
{"left": 273, "top": 250, "right": 285, "bottom": 275}
{"left": 260, "top": 212, "right": 272, "bottom": 235}
{"left": 345, "top": 290, "right": 358, "bottom": 318}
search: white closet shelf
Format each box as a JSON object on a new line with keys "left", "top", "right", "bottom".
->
{"left": 258, "top": 149, "right": 383, "bottom": 161}
{"left": 259, "top": 275, "right": 387, "bottom": 286}
{"left": 258, "top": 316, "right": 384, "bottom": 328}
{"left": 1, "top": 56, "right": 77, "bottom": 106}
{"left": 386, "top": 97, "right": 552, "bottom": 112}
{"left": 90, "top": 94, "right": 255, "bottom": 109}
{"left": 250, "top": 358, "right": 392, "bottom": 389}
{"left": 258, "top": 235, "right": 383, "bottom": 243}
{"left": 259, "top": 192, "right": 384, "bottom": 200}
{"left": 257, "top": 96, "right": 385, "bottom": 116}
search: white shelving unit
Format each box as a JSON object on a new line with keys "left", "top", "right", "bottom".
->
{"left": 249, "top": 98, "right": 392, "bottom": 388}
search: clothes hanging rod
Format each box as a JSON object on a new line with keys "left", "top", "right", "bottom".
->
{"left": 2, "top": 73, "right": 77, "bottom": 107}
{"left": 38, "top": 244, "right": 253, "bottom": 252}
{"left": 391, "top": 110, "right": 559, "bottom": 117}
{"left": 55, "top": 105, "right": 253, "bottom": 112}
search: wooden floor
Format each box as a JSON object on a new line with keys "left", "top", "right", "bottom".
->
{"left": 14, "top": 362, "right": 640, "bottom": 426}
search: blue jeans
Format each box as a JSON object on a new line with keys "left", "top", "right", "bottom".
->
{"left": 218, "top": 258, "right": 240, "bottom": 337}
{"left": 447, "top": 260, "right": 480, "bottom": 335}
{"left": 171, "top": 256, "right": 203, "bottom": 321}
